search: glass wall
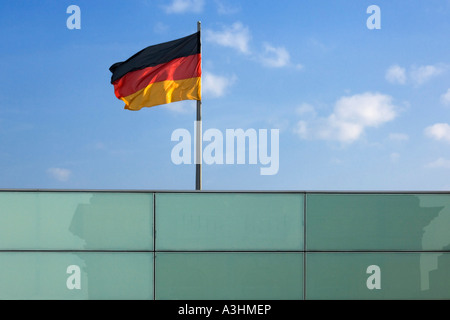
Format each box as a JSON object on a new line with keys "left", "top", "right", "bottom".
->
{"left": 0, "top": 191, "right": 153, "bottom": 250}
{"left": 0, "top": 191, "right": 449, "bottom": 299}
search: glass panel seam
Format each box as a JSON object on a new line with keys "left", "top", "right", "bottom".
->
{"left": 153, "top": 192, "right": 156, "bottom": 301}
{"left": 303, "top": 192, "right": 307, "bottom": 300}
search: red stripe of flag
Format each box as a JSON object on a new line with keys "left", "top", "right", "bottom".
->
{"left": 114, "top": 53, "right": 201, "bottom": 99}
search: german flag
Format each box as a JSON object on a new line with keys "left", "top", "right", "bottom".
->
{"left": 109, "top": 32, "right": 201, "bottom": 111}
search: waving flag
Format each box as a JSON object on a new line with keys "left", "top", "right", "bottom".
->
{"left": 109, "top": 31, "right": 201, "bottom": 111}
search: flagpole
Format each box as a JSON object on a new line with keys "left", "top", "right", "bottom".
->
{"left": 195, "top": 21, "right": 202, "bottom": 191}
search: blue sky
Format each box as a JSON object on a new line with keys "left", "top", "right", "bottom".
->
{"left": 0, "top": 0, "right": 450, "bottom": 191}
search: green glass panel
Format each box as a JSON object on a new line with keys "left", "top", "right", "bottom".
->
{"left": 155, "top": 252, "right": 303, "bottom": 300}
{"left": 0, "top": 252, "right": 153, "bottom": 300}
{"left": 306, "top": 252, "right": 450, "bottom": 300}
{"left": 156, "top": 193, "right": 303, "bottom": 250}
{"left": 306, "top": 193, "right": 450, "bottom": 250}
{"left": 0, "top": 192, "right": 153, "bottom": 250}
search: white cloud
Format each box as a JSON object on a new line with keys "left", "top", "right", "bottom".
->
{"left": 385, "top": 65, "right": 406, "bottom": 84}
{"left": 334, "top": 93, "right": 397, "bottom": 127}
{"left": 47, "top": 168, "right": 71, "bottom": 182}
{"left": 330, "top": 157, "right": 343, "bottom": 165}
{"left": 205, "top": 22, "right": 251, "bottom": 54}
{"left": 294, "top": 120, "right": 308, "bottom": 139}
{"left": 260, "top": 43, "right": 291, "bottom": 68}
{"left": 441, "top": 89, "right": 450, "bottom": 105}
{"left": 424, "top": 123, "right": 450, "bottom": 142}
{"left": 202, "top": 71, "right": 236, "bottom": 98}
{"left": 165, "top": 101, "right": 196, "bottom": 114}
{"left": 319, "top": 116, "right": 364, "bottom": 142}
{"left": 153, "top": 22, "right": 169, "bottom": 34}
{"left": 295, "top": 92, "right": 398, "bottom": 143}
{"left": 390, "top": 152, "right": 400, "bottom": 163}
{"left": 410, "top": 64, "right": 446, "bottom": 86}
{"left": 214, "top": 0, "right": 240, "bottom": 14}
{"left": 296, "top": 103, "right": 316, "bottom": 117}
{"left": 385, "top": 63, "right": 447, "bottom": 86}
{"left": 163, "top": 0, "right": 204, "bottom": 13}
{"left": 389, "top": 133, "right": 409, "bottom": 141}
{"left": 93, "top": 142, "right": 106, "bottom": 150}
{"left": 205, "top": 22, "right": 302, "bottom": 69}
{"left": 426, "top": 157, "right": 450, "bottom": 169}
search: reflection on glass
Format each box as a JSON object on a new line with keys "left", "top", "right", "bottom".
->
{"left": 156, "top": 193, "right": 303, "bottom": 250}
{"left": 306, "top": 194, "right": 445, "bottom": 251}
{"left": 156, "top": 252, "right": 303, "bottom": 300}
{"left": 1, "top": 191, "right": 450, "bottom": 300}
{"left": 419, "top": 195, "right": 450, "bottom": 291}
{"left": 306, "top": 252, "right": 450, "bottom": 300}
{"left": 68, "top": 192, "right": 153, "bottom": 250}
{"left": 0, "top": 192, "right": 153, "bottom": 250}
{"left": 0, "top": 252, "right": 153, "bottom": 300}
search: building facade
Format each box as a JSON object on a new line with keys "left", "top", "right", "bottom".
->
{"left": 0, "top": 190, "right": 449, "bottom": 299}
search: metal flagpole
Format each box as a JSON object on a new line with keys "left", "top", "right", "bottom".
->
{"left": 195, "top": 21, "right": 202, "bottom": 191}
